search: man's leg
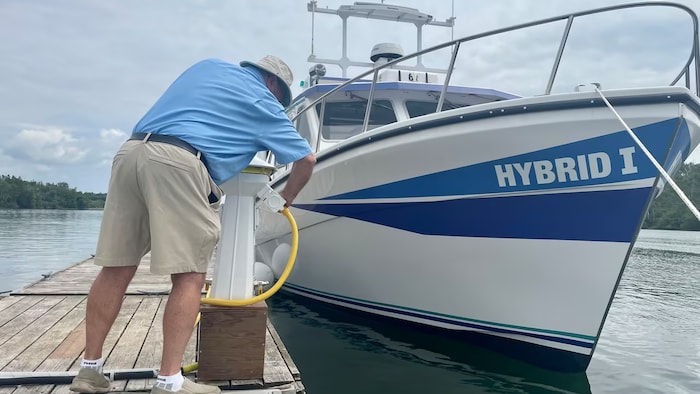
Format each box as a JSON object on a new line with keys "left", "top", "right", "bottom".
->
{"left": 141, "top": 142, "right": 221, "bottom": 393}
{"left": 70, "top": 265, "right": 139, "bottom": 393}
{"left": 84, "top": 265, "right": 139, "bottom": 359}
{"left": 71, "top": 141, "right": 149, "bottom": 393}
{"left": 159, "top": 272, "right": 206, "bottom": 375}
{"left": 84, "top": 140, "right": 148, "bottom": 359}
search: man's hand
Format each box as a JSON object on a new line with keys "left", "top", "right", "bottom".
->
{"left": 280, "top": 153, "right": 316, "bottom": 206}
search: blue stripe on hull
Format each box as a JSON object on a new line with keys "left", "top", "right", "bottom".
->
{"left": 296, "top": 187, "right": 653, "bottom": 242}
{"left": 282, "top": 285, "right": 593, "bottom": 372}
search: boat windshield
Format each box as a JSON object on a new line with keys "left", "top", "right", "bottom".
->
{"left": 405, "top": 100, "right": 469, "bottom": 118}
{"left": 315, "top": 100, "right": 396, "bottom": 140}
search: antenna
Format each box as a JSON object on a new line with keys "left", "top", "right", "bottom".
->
{"left": 310, "top": 0, "right": 317, "bottom": 56}
{"left": 451, "top": 0, "right": 455, "bottom": 40}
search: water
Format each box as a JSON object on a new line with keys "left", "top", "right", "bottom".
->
{"left": 0, "top": 209, "right": 103, "bottom": 293}
{"left": 1, "top": 211, "right": 699, "bottom": 393}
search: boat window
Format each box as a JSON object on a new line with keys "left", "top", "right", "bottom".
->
{"left": 315, "top": 100, "right": 396, "bottom": 140}
{"left": 405, "top": 100, "right": 469, "bottom": 118}
{"left": 294, "top": 106, "right": 313, "bottom": 147}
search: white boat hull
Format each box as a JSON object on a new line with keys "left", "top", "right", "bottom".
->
{"left": 255, "top": 88, "right": 700, "bottom": 371}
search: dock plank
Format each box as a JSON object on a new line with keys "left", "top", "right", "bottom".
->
{"left": 268, "top": 320, "right": 301, "bottom": 379}
{"left": 47, "top": 320, "right": 87, "bottom": 364}
{"left": 12, "top": 320, "right": 90, "bottom": 394}
{"left": 6, "top": 298, "right": 86, "bottom": 394}
{"left": 12, "top": 256, "right": 172, "bottom": 296}
{"left": 0, "top": 296, "right": 45, "bottom": 333}
{"left": 124, "top": 296, "right": 167, "bottom": 392}
{"left": 263, "top": 328, "right": 294, "bottom": 385}
{"left": 5, "top": 296, "right": 85, "bottom": 372}
{"left": 0, "top": 296, "right": 22, "bottom": 314}
{"left": 12, "top": 383, "right": 55, "bottom": 394}
{"left": 107, "top": 298, "right": 161, "bottom": 392}
{"left": 0, "top": 297, "right": 67, "bottom": 369}
{"left": 47, "top": 386, "right": 69, "bottom": 394}
{"left": 99, "top": 297, "right": 144, "bottom": 371}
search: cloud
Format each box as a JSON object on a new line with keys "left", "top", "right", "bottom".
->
{"left": 97, "top": 128, "right": 128, "bottom": 166}
{"left": 100, "top": 128, "right": 127, "bottom": 141}
{"left": 6, "top": 127, "right": 88, "bottom": 164}
{"left": 0, "top": 125, "right": 128, "bottom": 191}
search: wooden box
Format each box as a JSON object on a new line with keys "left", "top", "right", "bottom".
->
{"left": 197, "top": 301, "right": 268, "bottom": 381}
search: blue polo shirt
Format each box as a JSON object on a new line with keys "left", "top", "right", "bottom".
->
{"left": 133, "top": 58, "right": 312, "bottom": 185}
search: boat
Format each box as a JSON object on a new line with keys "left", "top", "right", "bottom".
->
{"left": 254, "top": 1, "right": 700, "bottom": 372}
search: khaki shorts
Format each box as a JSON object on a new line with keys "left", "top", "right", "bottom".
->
{"left": 94, "top": 139, "right": 223, "bottom": 275}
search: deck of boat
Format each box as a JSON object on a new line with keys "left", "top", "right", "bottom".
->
{"left": 0, "top": 256, "right": 304, "bottom": 393}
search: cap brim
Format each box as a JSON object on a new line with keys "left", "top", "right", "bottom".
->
{"left": 241, "top": 61, "right": 292, "bottom": 107}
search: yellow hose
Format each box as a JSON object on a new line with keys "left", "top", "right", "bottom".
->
{"left": 183, "top": 207, "right": 298, "bottom": 375}
{"left": 199, "top": 207, "right": 298, "bottom": 307}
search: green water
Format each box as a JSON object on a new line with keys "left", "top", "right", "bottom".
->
{"left": 1, "top": 210, "right": 699, "bottom": 393}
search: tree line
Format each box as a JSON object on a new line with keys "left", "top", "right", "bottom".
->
{"left": 643, "top": 163, "right": 700, "bottom": 231}
{"left": 0, "top": 175, "right": 106, "bottom": 209}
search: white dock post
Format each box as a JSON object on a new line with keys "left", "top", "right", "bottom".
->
{"left": 210, "top": 157, "right": 275, "bottom": 300}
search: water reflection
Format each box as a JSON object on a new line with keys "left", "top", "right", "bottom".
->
{"left": 269, "top": 292, "right": 591, "bottom": 394}
{"left": 589, "top": 244, "right": 700, "bottom": 393}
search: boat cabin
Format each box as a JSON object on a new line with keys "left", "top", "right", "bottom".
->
{"left": 286, "top": 72, "right": 519, "bottom": 153}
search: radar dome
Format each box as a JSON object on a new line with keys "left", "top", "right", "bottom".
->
{"left": 370, "top": 43, "right": 404, "bottom": 63}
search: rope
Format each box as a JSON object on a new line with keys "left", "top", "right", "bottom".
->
{"left": 594, "top": 87, "right": 700, "bottom": 222}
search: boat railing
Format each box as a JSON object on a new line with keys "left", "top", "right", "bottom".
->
{"left": 284, "top": 2, "right": 699, "bottom": 160}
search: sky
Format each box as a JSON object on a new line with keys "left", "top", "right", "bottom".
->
{"left": 1, "top": 0, "right": 700, "bottom": 193}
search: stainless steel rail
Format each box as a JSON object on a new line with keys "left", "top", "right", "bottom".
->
{"left": 289, "top": 2, "right": 700, "bottom": 153}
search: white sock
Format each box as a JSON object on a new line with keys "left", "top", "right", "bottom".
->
{"left": 155, "top": 372, "right": 185, "bottom": 392}
{"left": 80, "top": 357, "right": 104, "bottom": 372}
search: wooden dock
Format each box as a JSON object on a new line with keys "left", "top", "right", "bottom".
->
{"left": 0, "top": 257, "right": 304, "bottom": 393}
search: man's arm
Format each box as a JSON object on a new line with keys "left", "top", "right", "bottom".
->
{"left": 279, "top": 153, "right": 316, "bottom": 206}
